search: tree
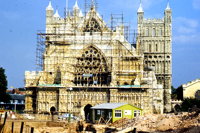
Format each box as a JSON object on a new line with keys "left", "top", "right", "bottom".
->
{"left": 0, "top": 67, "right": 10, "bottom": 103}
{"left": 171, "top": 85, "right": 184, "bottom": 100}
{"left": 171, "top": 86, "right": 178, "bottom": 100}
{"left": 181, "top": 98, "right": 200, "bottom": 112}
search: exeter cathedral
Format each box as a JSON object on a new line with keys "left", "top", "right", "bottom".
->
{"left": 25, "top": 0, "right": 172, "bottom": 118}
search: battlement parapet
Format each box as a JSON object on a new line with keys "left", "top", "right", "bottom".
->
{"left": 143, "top": 18, "right": 164, "bottom": 23}
{"left": 182, "top": 79, "right": 200, "bottom": 88}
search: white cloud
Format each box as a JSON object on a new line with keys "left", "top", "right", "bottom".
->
{"left": 175, "top": 17, "right": 198, "bottom": 28}
{"left": 174, "top": 17, "right": 198, "bottom": 34}
{"left": 177, "top": 27, "right": 196, "bottom": 34}
{"left": 173, "top": 34, "right": 200, "bottom": 44}
{"left": 173, "top": 17, "right": 200, "bottom": 44}
{"left": 193, "top": 0, "right": 200, "bottom": 10}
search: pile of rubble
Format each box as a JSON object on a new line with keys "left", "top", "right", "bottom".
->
{"left": 112, "top": 111, "right": 200, "bottom": 133}
{"left": 2, "top": 111, "right": 200, "bottom": 133}
{"left": 110, "top": 118, "right": 132, "bottom": 128}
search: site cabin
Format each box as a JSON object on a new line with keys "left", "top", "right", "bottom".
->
{"left": 91, "top": 103, "right": 142, "bottom": 123}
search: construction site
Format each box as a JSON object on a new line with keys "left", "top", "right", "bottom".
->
{"left": 0, "top": 109, "right": 200, "bottom": 133}
{"left": 0, "top": 0, "right": 178, "bottom": 132}
{"left": 24, "top": 0, "right": 173, "bottom": 119}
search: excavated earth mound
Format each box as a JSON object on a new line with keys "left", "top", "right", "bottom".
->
{"left": 111, "top": 111, "right": 200, "bottom": 133}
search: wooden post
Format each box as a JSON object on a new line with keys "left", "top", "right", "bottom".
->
{"left": 0, "top": 112, "right": 8, "bottom": 133}
{"left": 122, "top": 111, "right": 123, "bottom": 130}
{"left": 11, "top": 122, "right": 14, "bottom": 133}
{"left": 92, "top": 109, "right": 95, "bottom": 123}
{"left": 133, "top": 128, "right": 136, "bottom": 133}
{"left": 0, "top": 114, "right": 2, "bottom": 124}
{"left": 3, "top": 112, "right": 7, "bottom": 126}
{"left": 30, "top": 127, "right": 34, "bottom": 133}
{"left": 25, "top": 125, "right": 30, "bottom": 133}
{"left": 20, "top": 122, "right": 24, "bottom": 133}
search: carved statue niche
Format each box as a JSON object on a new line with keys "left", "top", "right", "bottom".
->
{"left": 54, "top": 67, "right": 61, "bottom": 84}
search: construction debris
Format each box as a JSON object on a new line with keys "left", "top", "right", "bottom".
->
{"left": 1, "top": 111, "right": 200, "bottom": 133}
{"left": 112, "top": 111, "right": 200, "bottom": 133}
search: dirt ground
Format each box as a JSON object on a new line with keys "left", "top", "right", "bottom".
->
{"left": 0, "top": 111, "right": 200, "bottom": 133}
{"left": 1, "top": 120, "right": 77, "bottom": 133}
{"left": 110, "top": 111, "right": 200, "bottom": 133}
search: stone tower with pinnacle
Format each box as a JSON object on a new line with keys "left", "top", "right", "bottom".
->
{"left": 137, "top": 1, "right": 172, "bottom": 112}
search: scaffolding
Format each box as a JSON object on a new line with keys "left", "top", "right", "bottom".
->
{"left": 84, "top": 0, "right": 99, "bottom": 16}
{"left": 36, "top": 32, "right": 46, "bottom": 71}
{"left": 34, "top": 8, "right": 139, "bottom": 88}
{"left": 24, "top": 0, "right": 167, "bottom": 115}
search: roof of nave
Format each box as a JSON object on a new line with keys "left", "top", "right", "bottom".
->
{"left": 182, "top": 79, "right": 200, "bottom": 88}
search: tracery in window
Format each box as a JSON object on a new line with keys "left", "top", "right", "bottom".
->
{"left": 74, "top": 46, "right": 111, "bottom": 86}
{"left": 84, "top": 18, "right": 102, "bottom": 32}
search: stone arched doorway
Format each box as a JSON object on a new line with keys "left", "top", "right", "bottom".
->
{"left": 84, "top": 104, "right": 92, "bottom": 122}
{"left": 50, "top": 106, "right": 56, "bottom": 115}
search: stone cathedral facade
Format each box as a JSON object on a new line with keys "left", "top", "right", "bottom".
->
{"left": 25, "top": 1, "right": 172, "bottom": 118}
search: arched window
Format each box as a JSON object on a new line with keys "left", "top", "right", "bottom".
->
{"left": 149, "top": 44, "right": 152, "bottom": 52}
{"left": 146, "top": 28, "right": 149, "bottom": 36}
{"left": 159, "top": 28, "right": 162, "bottom": 36}
{"left": 152, "top": 28, "right": 156, "bottom": 36}
{"left": 156, "top": 44, "right": 158, "bottom": 52}
{"left": 152, "top": 61, "right": 155, "bottom": 67}
{"left": 74, "top": 46, "right": 111, "bottom": 86}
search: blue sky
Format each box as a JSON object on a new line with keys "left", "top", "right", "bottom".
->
{"left": 0, "top": 0, "right": 200, "bottom": 89}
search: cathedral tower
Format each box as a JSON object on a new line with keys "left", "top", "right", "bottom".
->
{"left": 137, "top": 2, "right": 172, "bottom": 112}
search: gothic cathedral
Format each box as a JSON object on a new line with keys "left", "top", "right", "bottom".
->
{"left": 25, "top": 1, "right": 172, "bottom": 118}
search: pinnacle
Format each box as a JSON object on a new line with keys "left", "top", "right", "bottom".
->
{"left": 138, "top": 1, "right": 144, "bottom": 12}
{"left": 166, "top": 1, "right": 171, "bottom": 10}
{"left": 54, "top": 10, "right": 60, "bottom": 18}
{"left": 46, "top": 1, "right": 54, "bottom": 10}
{"left": 73, "top": 0, "right": 79, "bottom": 9}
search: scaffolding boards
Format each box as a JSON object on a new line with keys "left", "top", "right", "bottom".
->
{"left": 35, "top": 3, "right": 141, "bottom": 88}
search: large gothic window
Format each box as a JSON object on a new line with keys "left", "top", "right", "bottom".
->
{"left": 74, "top": 46, "right": 111, "bottom": 86}
{"left": 84, "top": 18, "right": 101, "bottom": 32}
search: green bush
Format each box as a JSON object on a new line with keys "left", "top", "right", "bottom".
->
{"left": 181, "top": 98, "right": 200, "bottom": 111}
